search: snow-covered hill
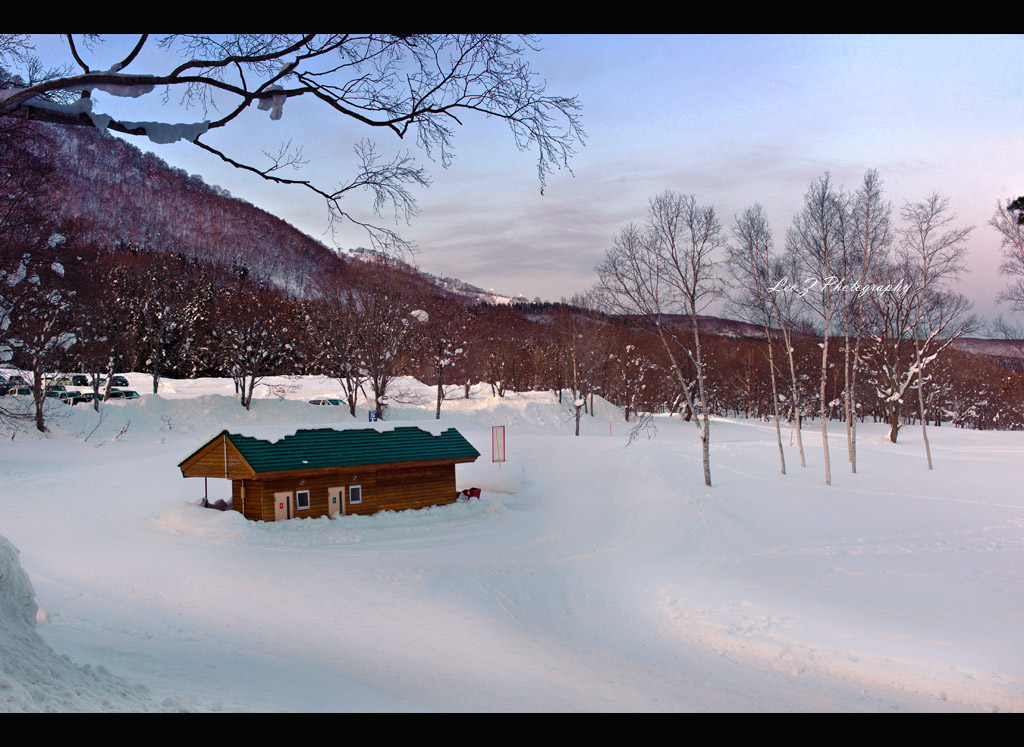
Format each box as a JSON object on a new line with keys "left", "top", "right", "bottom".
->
{"left": 1, "top": 375, "right": 1022, "bottom": 712}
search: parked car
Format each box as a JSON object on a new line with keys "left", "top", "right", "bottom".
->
{"left": 64, "top": 393, "right": 93, "bottom": 406}
{"left": 71, "top": 375, "right": 92, "bottom": 387}
{"left": 106, "top": 389, "right": 140, "bottom": 400}
{"left": 309, "top": 398, "right": 345, "bottom": 406}
{"left": 45, "top": 384, "right": 67, "bottom": 393}
{"left": 110, "top": 375, "right": 129, "bottom": 387}
{"left": 6, "top": 375, "right": 27, "bottom": 385}
{"left": 7, "top": 386, "right": 32, "bottom": 396}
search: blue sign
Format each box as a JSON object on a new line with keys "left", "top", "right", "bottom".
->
{"left": 368, "top": 411, "right": 378, "bottom": 422}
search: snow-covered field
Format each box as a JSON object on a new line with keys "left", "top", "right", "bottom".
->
{"left": 1, "top": 374, "right": 1022, "bottom": 712}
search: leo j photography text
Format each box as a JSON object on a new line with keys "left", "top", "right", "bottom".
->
{"left": 768, "top": 276, "right": 912, "bottom": 298}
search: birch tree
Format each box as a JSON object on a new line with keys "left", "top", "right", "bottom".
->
{"left": 595, "top": 192, "right": 723, "bottom": 487}
{"left": 898, "top": 193, "right": 974, "bottom": 469}
{"left": 843, "top": 170, "right": 892, "bottom": 472}
{"left": 726, "top": 204, "right": 786, "bottom": 474}
{"left": 764, "top": 250, "right": 811, "bottom": 467}
{"left": 786, "top": 173, "right": 849, "bottom": 485}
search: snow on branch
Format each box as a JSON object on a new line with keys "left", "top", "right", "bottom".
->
{"left": 0, "top": 34, "right": 584, "bottom": 254}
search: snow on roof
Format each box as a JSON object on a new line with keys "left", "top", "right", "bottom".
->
{"left": 224, "top": 419, "right": 456, "bottom": 445}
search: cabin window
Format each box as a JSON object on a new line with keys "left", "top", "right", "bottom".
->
{"left": 296, "top": 489, "right": 311, "bottom": 511}
{"left": 349, "top": 485, "right": 362, "bottom": 505}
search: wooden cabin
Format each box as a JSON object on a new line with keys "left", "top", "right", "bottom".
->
{"left": 178, "top": 425, "right": 480, "bottom": 521}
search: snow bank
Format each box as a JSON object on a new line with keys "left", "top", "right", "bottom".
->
{"left": 0, "top": 536, "right": 170, "bottom": 712}
{"left": 0, "top": 537, "right": 37, "bottom": 630}
{"left": 457, "top": 459, "right": 522, "bottom": 495}
{"left": 0, "top": 375, "right": 624, "bottom": 447}
{"left": 154, "top": 502, "right": 251, "bottom": 540}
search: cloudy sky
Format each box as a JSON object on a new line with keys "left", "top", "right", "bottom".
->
{"left": 28, "top": 34, "right": 1024, "bottom": 323}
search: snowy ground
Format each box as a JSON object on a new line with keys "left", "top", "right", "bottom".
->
{"left": 1, "top": 374, "right": 1022, "bottom": 712}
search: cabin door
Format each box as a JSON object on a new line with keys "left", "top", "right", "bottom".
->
{"left": 274, "top": 491, "right": 293, "bottom": 521}
{"left": 328, "top": 486, "right": 345, "bottom": 517}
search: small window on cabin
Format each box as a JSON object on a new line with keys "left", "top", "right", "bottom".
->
{"left": 349, "top": 485, "right": 362, "bottom": 505}
{"left": 296, "top": 490, "right": 311, "bottom": 511}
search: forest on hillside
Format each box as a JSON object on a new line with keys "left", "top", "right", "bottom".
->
{"left": 1, "top": 118, "right": 1023, "bottom": 461}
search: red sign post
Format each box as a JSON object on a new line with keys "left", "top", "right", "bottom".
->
{"left": 492, "top": 425, "right": 505, "bottom": 466}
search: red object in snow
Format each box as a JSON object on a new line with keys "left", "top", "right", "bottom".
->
{"left": 492, "top": 426, "right": 505, "bottom": 463}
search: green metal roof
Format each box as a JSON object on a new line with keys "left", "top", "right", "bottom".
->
{"left": 222, "top": 426, "right": 480, "bottom": 474}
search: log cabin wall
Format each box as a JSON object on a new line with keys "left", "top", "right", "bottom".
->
{"left": 373, "top": 463, "right": 458, "bottom": 514}
{"left": 259, "top": 466, "right": 379, "bottom": 519}
{"left": 233, "top": 462, "right": 458, "bottom": 520}
{"left": 231, "top": 479, "right": 264, "bottom": 521}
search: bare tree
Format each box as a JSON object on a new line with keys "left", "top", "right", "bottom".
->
{"left": 726, "top": 204, "right": 786, "bottom": 474}
{"left": 0, "top": 34, "right": 583, "bottom": 253}
{"left": 5, "top": 255, "right": 78, "bottom": 432}
{"left": 843, "top": 170, "right": 892, "bottom": 472}
{"left": 0, "top": 116, "right": 68, "bottom": 430}
{"left": 595, "top": 192, "right": 724, "bottom": 487}
{"left": 898, "top": 193, "right": 975, "bottom": 469}
{"left": 0, "top": 118, "right": 56, "bottom": 362}
{"left": 409, "top": 293, "right": 470, "bottom": 420}
{"left": 992, "top": 195, "right": 1024, "bottom": 313}
{"left": 785, "top": 173, "right": 848, "bottom": 485}
{"left": 306, "top": 282, "right": 369, "bottom": 417}
{"left": 552, "top": 294, "right": 606, "bottom": 436}
{"left": 860, "top": 258, "right": 918, "bottom": 443}
{"left": 211, "top": 280, "right": 301, "bottom": 410}
{"left": 763, "top": 251, "right": 813, "bottom": 467}
{"left": 604, "top": 322, "right": 658, "bottom": 423}
{"left": 348, "top": 258, "right": 416, "bottom": 419}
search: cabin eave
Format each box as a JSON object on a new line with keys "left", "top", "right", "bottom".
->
{"left": 178, "top": 432, "right": 257, "bottom": 479}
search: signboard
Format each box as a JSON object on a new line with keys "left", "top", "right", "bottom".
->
{"left": 492, "top": 425, "right": 505, "bottom": 463}
{"left": 368, "top": 411, "right": 378, "bottom": 422}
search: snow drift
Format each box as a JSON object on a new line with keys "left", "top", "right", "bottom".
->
{"left": 0, "top": 537, "right": 168, "bottom": 712}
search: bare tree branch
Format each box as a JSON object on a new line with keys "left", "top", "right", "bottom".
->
{"left": 0, "top": 34, "right": 584, "bottom": 254}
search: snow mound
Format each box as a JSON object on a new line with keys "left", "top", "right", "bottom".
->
{"left": 0, "top": 536, "right": 171, "bottom": 712}
{"left": 0, "top": 537, "right": 37, "bottom": 631}
{"left": 458, "top": 460, "right": 522, "bottom": 495}
{"left": 155, "top": 502, "right": 251, "bottom": 539}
